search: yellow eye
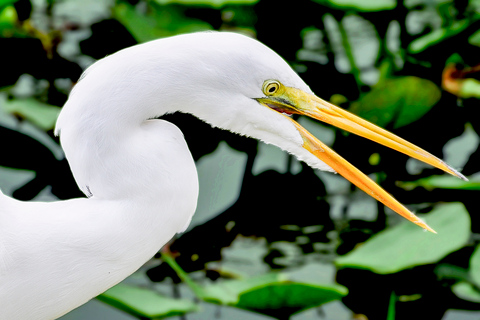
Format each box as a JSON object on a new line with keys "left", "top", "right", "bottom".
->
{"left": 263, "top": 80, "right": 281, "bottom": 96}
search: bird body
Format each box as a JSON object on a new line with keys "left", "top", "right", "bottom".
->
{"left": 0, "top": 120, "right": 198, "bottom": 319}
{"left": 0, "top": 32, "right": 466, "bottom": 319}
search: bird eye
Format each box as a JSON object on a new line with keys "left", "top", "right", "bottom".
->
{"left": 263, "top": 80, "right": 281, "bottom": 96}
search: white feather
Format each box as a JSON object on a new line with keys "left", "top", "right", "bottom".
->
{"left": 1, "top": 31, "right": 333, "bottom": 320}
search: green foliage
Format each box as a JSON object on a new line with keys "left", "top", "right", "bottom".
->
{"left": 0, "top": 0, "right": 18, "bottom": 8}
{"left": 452, "top": 282, "right": 480, "bottom": 303}
{"left": 470, "top": 246, "right": 480, "bottom": 287}
{"left": 468, "top": 29, "right": 480, "bottom": 46}
{"left": 451, "top": 246, "right": 480, "bottom": 303}
{"left": 335, "top": 203, "right": 471, "bottom": 274}
{"left": 349, "top": 76, "right": 441, "bottom": 129}
{"left": 235, "top": 281, "right": 347, "bottom": 315}
{"left": 154, "top": 0, "right": 259, "bottom": 7}
{"left": 113, "top": 3, "right": 212, "bottom": 42}
{"left": 387, "top": 291, "right": 396, "bottom": 320}
{"left": 0, "top": 98, "right": 61, "bottom": 130}
{"left": 459, "top": 78, "right": 480, "bottom": 98}
{"left": 203, "top": 273, "right": 347, "bottom": 314}
{"left": 312, "top": 0, "right": 395, "bottom": 12}
{"left": 399, "top": 175, "right": 480, "bottom": 191}
{"left": 409, "top": 20, "right": 472, "bottom": 54}
{"left": 163, "top": 251, "right": 347, "bottom": 317}
{"left": 97, "top": 283, "right": 198, "bottom": 318}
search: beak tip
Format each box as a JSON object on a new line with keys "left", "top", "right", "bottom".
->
{"left": 446, "top": 164, "right": 468, "bottom": 181}
{"left": 419, "top": 222, "right": 437, "bottom": 234}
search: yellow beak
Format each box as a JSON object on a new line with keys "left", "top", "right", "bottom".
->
{"left": 257, "top": 85, "right": 467, "bottom": 233}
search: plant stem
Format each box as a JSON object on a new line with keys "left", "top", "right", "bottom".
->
{"left": 162, "top": 251, "right": 206, "bottom": 299}
{"left": 338, "top": 14, "right": 363, "bottom": 93}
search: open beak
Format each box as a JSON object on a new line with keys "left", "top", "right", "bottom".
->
{"left": 257, "top": 86, "right": 467, "bottom": 233}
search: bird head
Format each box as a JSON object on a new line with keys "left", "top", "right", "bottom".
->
{"left": 168, "top": 32, "right": 466, "bottom": 232}
{"left": 57, "top": 32, "right": 466, "bottom": 232}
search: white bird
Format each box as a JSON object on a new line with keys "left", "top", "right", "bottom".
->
{"left": 0, "top": 32, "right": 466, "bottom": 319}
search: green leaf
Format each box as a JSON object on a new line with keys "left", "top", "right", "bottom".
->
{"left": 468, "top": 29, "right": 480, "bottom": 47}
{"left": 445, "top": 53, "right": 464, "bottom": 65}
{"left": 0, "top": 98, "right": 61, "bottom": 130}
{"left": 387, "top": 291, "right": 396, "bottom": 320}
{"left": 203, "top": 273, "right": 347, "bottom": 316}
{"left": 311, "top": 0, "right": 395, "bottom": 12}
{"left": 0, "top": 5, "right": 24, "bottom": 37}
{"left": 154, "top": 0, "right": 259, "bottom": 7}
{"left": 113, "top": 3, "right": 212, "bottom": 43}
{"left": 0, "top": 4, "right": 15, "bottom": 23}
{"left": 459, "top": 78, "right": 480, "bottom": 98}
{"left": 349, "top": 76, "right": 440, "bottom": 129}
{"left": 434, "top": 263, "right": 470, "bottom": 282}
{"left": 409, "top": 20, "right": 470, "bottom": 54}
{"left": 97, "top": 283, "right": 198, "bottom": 319}
{"left": 469, "top": 245, "right": 480, "bottom": 287}
{"left": 335, "top": 203, "right": 471, "bottom": 274}
{"left": 0, "top": 0, "right": 18, "bottom": 7}
{"left": 398, "top": 175, "right": 480, "bottom": 191}
{"left": 236, "top": 282, "right": 348, "bottom": 316}
{"left": 452, "top": 282, "right": 480, "bottom": 303}
{"left": 451, "top": 246, "right": 480, "bottom": 302}
{"left": 203, "top": 273, "right": 284, "bottom": 305}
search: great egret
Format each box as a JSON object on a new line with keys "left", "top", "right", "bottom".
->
{"left": 0, "top": 32, "right": 466, "bottom": 319}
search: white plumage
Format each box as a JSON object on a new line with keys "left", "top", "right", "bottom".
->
{"left": 0, "top": 32, "right": 464, "bottom": 319}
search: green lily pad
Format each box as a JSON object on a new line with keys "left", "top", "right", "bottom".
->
{"left": 409, "top": 20, "right": 470, "bottom": 54}
{"left": 0, "top": 98, "right": 61, "bottom": 130}
{"left": 460, "top": 78, "right": 480, "bottom": 99}
{"left": 203, "top": 273, "right": 347, "bottom": 316}
{"left": 434, "top": 263, "right": 470, "bottom": 282}
{"left": 312, "top": 0, "right": 395, "bottom": 12}
{"left": 469, "top": 29, "right": 480, "bottom": 47}
{"left": 0, "top": 0, "right": 19, "bottom": 5}
{"left": 113, "top": 3, "right": 212, "bottom": 43}
{"left": 469, "top": 246, "right": 480, "bottom": 287}
{"left": 349, "top": 76, "right": 440, "bottom": 129}
{"left": 97, "top": 283, "right": 198, "bottom": 319}
{"left": 452, "top": 282, "right": 480, "bottom": 303}
{"left": 451, "top": 245, "right": 480, "bottom": 302}
{"left": 202, "top": 272, "right": 283, "bottom": 305}
{"left": 398, "top": 175, "right": 480, "bottom": 191}
{"left": 154, "top": 0, "right": 258, "bottom": 7}
{"left": 237, "top": 282, "right": 347, "bottom": 316}
{"left": 0, "top": 3, "right": 15, "bottom": 22}
{"left": 335, "top": 203, "right": 471, "bottom": 274}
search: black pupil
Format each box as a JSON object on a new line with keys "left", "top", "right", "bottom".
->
{"left": 269, "top": 85, "right": 276, "bottom": 93}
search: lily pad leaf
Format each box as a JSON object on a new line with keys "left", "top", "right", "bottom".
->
{"left": 154, "top": 0, "right": 259, "bottom": 7}
{"left": 203, "top": 273, "right": 347, "bottom": 316}
{"left": 469, "top": 29, "right": 480, "bottom": 47}
{"left": 349, "top": 76, "right": 440, "bottom": 129}
{"left": 398, "top": 175, "right": 480, "bottom": 191}
{"left": 469, "top": 245, "right": 480, "bottom": 287}
{"left": 202, "top": 273, "right": 282, "bottom": 305}
{"left": 451, "top": 245, "right": 480, "bottom": 302}
{"left": 335, "top": 203, "right": 471, "bottom": 274}
{"left": 0, "top": 0, "right": 18, "bottom": 6}
{"left": 460, "top": 78, "right": 480, "bottom": 99}
{"left": 409, "top": 20, "right": 470, "bottom": 54}
{"left": 0, "top": 98, "right": 61, "bottom": 130}
{"left": 312, "top": 0, "right": 395, "bottom": 12}
{"left": 97, "top": 283, "right": 198, "bottom": 319}
{"left": 113, "top": 3, "right": 211, "bottom": 43}
{"left": 452, "top": 282, "right": 480, "bottom": 303}
{"left": 236, "top": 282, "right": 347, "bottom": 317}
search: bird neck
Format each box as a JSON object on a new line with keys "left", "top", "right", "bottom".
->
{"left": 57, "top": 89, "right": 198, "bottom": 202}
